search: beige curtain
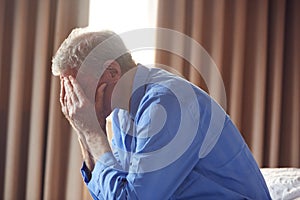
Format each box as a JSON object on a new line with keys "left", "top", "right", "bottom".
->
{"left": 0, "top": 0, "right": 93, "bottom": 199}
{"left": 156, "top": 0, "right": 299, "bottom": 168}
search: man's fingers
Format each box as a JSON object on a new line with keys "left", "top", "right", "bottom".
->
{"left": 98, "top": 83, "right": 107, "bottom": 94}
{"left": 60, "top": 77, "right": 70, "bottom": 117}
{"left": 65, "top": 77, "right": 83, "bottom": 106}
{"left": 95, "top": 83, "right": 107, "bottom": 101}
{"left": 64, "top": 77, "right": 74, "bottom": 105}
{"left": 60, "top": 78, "right": 65, "bottom": 106}
{"left": 69, "top": 76, "right": 87, "bottom": 104}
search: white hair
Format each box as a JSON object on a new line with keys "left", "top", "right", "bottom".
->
{"left": 51, "top": 27, "right": 135, "bottom": 76}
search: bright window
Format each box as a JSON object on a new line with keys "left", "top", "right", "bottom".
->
{"left": 89, "top": 0, "right": 158, "bottom": 65}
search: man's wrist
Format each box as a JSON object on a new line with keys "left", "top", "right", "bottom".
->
{"left": 78, "top": 136, "right": 95, "bottom": 170}
{"left": 84, "top": 128, "right": 112, "bottom": 163}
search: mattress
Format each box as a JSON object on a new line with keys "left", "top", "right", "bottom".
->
{"left": 261, "top": 168, "right": 300, "bottom": 200}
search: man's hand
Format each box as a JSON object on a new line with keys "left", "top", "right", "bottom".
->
{"left": 60, "top": 76, "right": 111, "bottom": 163}
{"left": 61, "top": 76, "right": 104, "bottom": 134}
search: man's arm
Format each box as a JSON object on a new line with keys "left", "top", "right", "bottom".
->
{"left": 60, "top": 76, "right": 111, "bottom": 167}
{"left": 78, "top": 135, "right": 94, "bottom": 171}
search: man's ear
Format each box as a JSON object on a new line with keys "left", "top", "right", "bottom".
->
{"left": 103, "top": 60, "right": 121, "bottom": 83}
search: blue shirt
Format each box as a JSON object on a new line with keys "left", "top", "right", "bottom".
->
{"left": 81, "top": 65, "right": 271, "bottom": 199}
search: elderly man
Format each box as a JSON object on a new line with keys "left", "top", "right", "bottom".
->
{"left": 51, "top": 28, "right": 271, "bottom": 199}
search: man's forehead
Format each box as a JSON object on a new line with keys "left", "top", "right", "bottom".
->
{"left": 60, "top": 66, "right": 106, "bottom": 88}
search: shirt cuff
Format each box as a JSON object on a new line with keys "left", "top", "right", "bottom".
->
{"left": 80, "top": 152, "right": 119, "bottom": 183}
{"left": 81, "top": 162, "right": 92, "bottom": 183}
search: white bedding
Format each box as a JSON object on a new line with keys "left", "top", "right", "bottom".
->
{"left": 261, "top": 168, "right": 300, "bottom": 200}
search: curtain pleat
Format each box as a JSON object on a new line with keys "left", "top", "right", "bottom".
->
{"left": 188, "top": 0, "right": 204, "bottom": 87}
{"left": 65, "top": 130, "right": 85, "bottom": 200}
{"left": 264, "top": 0, "right": 286, "bottom": 167}
{"left": 4, "top": 0, "right": 36, "bottom": 198}
{"left": 226, "top": 0, "right": 246, "bottom": 130}
{"left": 241, "top": 0, "right": 269, "bottom": 164}
{"left": 280, "top": 0, "right": 300, "bottom": 167}
{"left": 0, "top": 0, "right": 14, "bottom": 198}
{"left": 26, "top": 0, "right": 53, "bottom": 199}
{"left": 0, "top": 0, "right": 91, "bottom": 199}
{"left": 156, "top": 0, "right": 300, "bottom": 167}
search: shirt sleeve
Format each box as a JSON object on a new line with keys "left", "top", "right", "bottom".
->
{"left": 81, "top": 162, "right": 104, "bottom": 200}
{"left": 81, "top": 90, "right": 204, "bottom": 200}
